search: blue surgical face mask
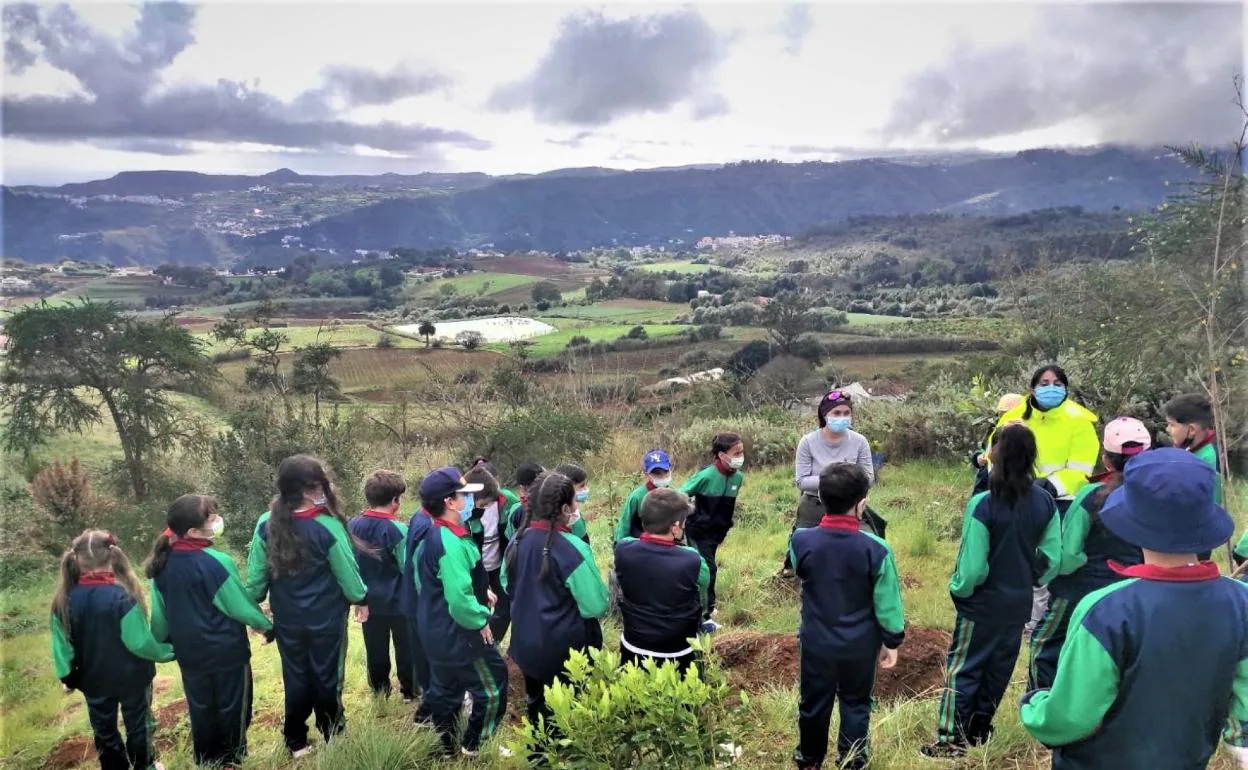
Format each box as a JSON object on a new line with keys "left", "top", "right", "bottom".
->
{"left": 827, "top": 416, "right": 852, "bottom": 434}
{"left": 575, "top": 488, "right": 590, "bottom": 503}
{"left": 461, "top": 494, "right": 475, "bottom": 516}
{"left": 1034, "top": 384, "right": 1067, "bottom": 409}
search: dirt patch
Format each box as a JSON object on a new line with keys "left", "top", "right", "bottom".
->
{"left": 154, "top": 698, "right": 188, "bottom": 731}
{"left": 900, "top": 574, "right": 924, "bottom": 589}
{"left": 713, "top": 627, "right": 951, "bottom": 701}
{"left": 505, "top": 658, "right": 527, "bottom": 724}
{"left": 43, "top": 736, "right": 93, "bottom": 770}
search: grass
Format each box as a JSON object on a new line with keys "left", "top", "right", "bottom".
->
{"left": 409, "top": 273, "right": 536, "bottom": 300}
{"left": 638, "top": 261, "right": 714, "bottom": 275}
{"left": 487, "top": 322, "right": 692, "bottom": 357}
{"left": 5, "top": 455, "right": 1243, "bottom": 770}
{"left": 845, "top": 313, "right": 911, "bottom": 327}
{"left": 197, "top": 323, "right": 421, "bottom": 355}
{"left": 538, "top": 300, "right": 687, "bottom": 323}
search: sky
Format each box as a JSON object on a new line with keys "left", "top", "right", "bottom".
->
{"left": 3, "top": 0, "right": 1245, "bottom": 184}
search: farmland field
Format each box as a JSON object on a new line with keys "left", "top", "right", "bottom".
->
{"left": 41, "top": 276, "right": 200, "bottom": 307}
{"left": 216, "top": 346, "right": 505, "bottom": 395}
{"left": 493, "top": 321, "right": 693, "bottom": 357}
{"left": 638, "top": 260, "right": 715, "bottom": 274}
{"left": 392, "top": 316, "right": 556, "bottom": 343}
{"left": 408, "top": 272, "right": 536, "bottom": 299}
{"left": 198, "top": 322, "right": 416, "bottom": 354}
{"left": 538, "top": 299, "right": 687, "bottom": 323}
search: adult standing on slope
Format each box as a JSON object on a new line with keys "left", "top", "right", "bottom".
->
{"left": 780, "top": 389, "right": 878, "bottom": 579}
{"left": 992, "top": 364, "right": 1099, "bottom": 632}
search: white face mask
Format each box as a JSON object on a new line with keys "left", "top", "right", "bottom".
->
{"left": 725, "top": 455, "right": 745, "bottom": 470}
{"left": 651, "top": 475, "right": 672, "bottom": 488}
{"left": 566, "top": 506, "right": 582, "bottom": 527}
{"left": 210, "top": 517, "right": 225, "bottom": 537}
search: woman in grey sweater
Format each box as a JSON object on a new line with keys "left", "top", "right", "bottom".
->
{"left": 779, "top": 389, "right": 877, "bottom": 577}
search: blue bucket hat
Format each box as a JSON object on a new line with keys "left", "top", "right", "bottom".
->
{"left": 643, "top": 450, "right": 671, "bottom": 474}
{"left": 1100, "top": 448, "right": 1233, "bottom": 554}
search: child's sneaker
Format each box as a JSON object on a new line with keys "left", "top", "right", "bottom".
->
{"left": 291, "top": 746, "right": 314, "bottom": 759}
{"left": 700, "top": 619, "right": 721, "bottom": 634}
{"left": 919, "top": 741, "right": 966, "bottom": 759}
{"left": 461, "top": 747, "right": 480, "bottom": 758}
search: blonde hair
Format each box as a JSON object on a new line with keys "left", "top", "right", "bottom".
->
{"left": 50, "top": 530, "right": 146, "bottom": 636}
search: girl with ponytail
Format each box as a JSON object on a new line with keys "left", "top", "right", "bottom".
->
{"left": 504, "top": 472, "right": 609, "bottom": 734}
{"left": 50, "top": 529, "right": 174, "bottom": 770}
{"left": 244, "top": 455, "right": 369, "bottom": 758}
{"left": 146, "top": 495, "right": 271, "bottom": 766}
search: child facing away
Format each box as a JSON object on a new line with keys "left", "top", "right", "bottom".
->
{"left": 146, "top": 495, "right": 272, "bottom": 767}
{"left": 503, "top": 462, "right": 545, "bottom": 544}
{"left": 348, "top": 471, "right": 415, "bottom": 702}
{"left": 922, "top": 424, "right": 1062, "bottom": 758}
{"left": 245, "top": 455, "right": 369, "bottom": 758}
{"left": 1028, "top": 417, "right": 1149, "bottom": 691}
{"left": 681, "top": 432, "right": 745, "bottom": 633}
{"left": 614, "top": 450, "right": 674, "bottom": 543}
{"left": 1021, "top": 449, "right": 1248, "bottom": 769}
{"left": 412, "top": 466, "right": 509, "bottom": 758}
{"left": 970, "top": 393, "right": 1024, "bottom": 495}
{"left": 399, "top": 485, "right": 437, "bottom": 723}
{"left": 51, "top": 529, "right": 175, "bottom": 770}
{"left": 790, "top": 463, "right": 904, "bottom": 770}
{"left": 613, "top": 488, "right": 710, "bottom": 671}
{"left": 504, "top": 472, "right": 609, "bottom": 729}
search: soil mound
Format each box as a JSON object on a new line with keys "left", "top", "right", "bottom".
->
{"left": 713, "top": 626, "right": 950, "bottom": 701}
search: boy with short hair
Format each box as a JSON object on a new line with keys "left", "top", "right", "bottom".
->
{"left": 614, "top": 450, "right": 674, "bottom": 543}
{"left": 1165, "top": 393, "right": 1223, "bottom": 505}
{"left": 613, "top": 487, "right": 709, "bottom": 671}
{"left": 1021, "top": 449, "right": 1248, "bottom": 769}
{"left": 348, "top": 470, "right": 415, "bottom": 701}
{"left": 789, "top": 463, "right": 904, "bottom": 770}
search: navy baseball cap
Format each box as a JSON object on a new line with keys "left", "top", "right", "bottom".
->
{"left": 643, "top": 450, "right": 671, "bottom": 474}
{"left": 1100, "top": 448, "right": 1233, "bottom": 554}
{"left": 419, "top": 466, "right": 484, "bottom": 502}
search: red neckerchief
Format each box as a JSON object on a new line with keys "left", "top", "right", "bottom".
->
{"left": 715, "top": 458, "right": 735, "bottom": 476}
{"left": 645, "top": 480, "right": 658, "bottom": 492}
{"left": 519, "top": 492, "right": 529, "bottom": 507}
{"left": 172, "top": 537, "right": 213, "bottom": 552}
{"left": 818, "top": 515, "right": 862, "bottom": 532}
{"left": 1188, "top": 430, "right": 1217, "bottom": 453}
{"left": 530, "top": 521, "right": 572, "bottom": 534}
{"left": 1089, "top": 470, "right": 1116, "bottom": 485}
{"left": 292, "top": 506, "right": 327, "bottom": 520}
{"left": 78, "top": 571, "right": 116, "bottom": 586}
{"left": 363, "top": 509, "right": 399, "bottom": 521}
{"left": 1109, "top": 560, "right": 1221, "bottom": 582}
{"left": 640, "top": 533, "right": 677, "bottom": 547}
{"left": 434, "top": 517, "right": 468, "bottom": 537}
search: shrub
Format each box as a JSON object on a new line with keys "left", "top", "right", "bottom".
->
{"left": 625, "top": 325, "right": 648, "bottom": 340}
{"left": 375, "top": 334, "right": 396, "bottom": 349}
{"left": 586, "top": 378, "right": 639, "bottom": 406}
{"left": 671, "top": 410, "right": 804, "bottom": 470}
{"left": 456, "top": 330, "right": 485, "bottom": 350}
{"left": 676, "top": 349, "right": 712, "bottom": 369}
{"left": 211, "top": 348, "right": 252, "bottom": 363}
{"left": 315, "top": 707, "right": 440, "bottom": 768}
{"left": 455, "top": 368, "right": 481, "bottom": 385}
{"left": 30, "top": 459, "right": 96, "bottom": 540}
{"left": 853, "top": 378, "right": 995, "bottom": 462}
{"left": 459, "top": 407, "right": 608, "bottom": 483}
{"left": 515, "top": 645, "right": 747, "bottom": 770}
{"left": 567, "top": 335, "right": 592, "bottom": 348}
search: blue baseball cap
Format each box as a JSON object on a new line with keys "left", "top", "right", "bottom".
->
{"left": 1100, "top": 448, "right": 1233, "bottom": 554}
{"left": 418, "top": 466, "right": 484, "bottom": 503}
{"left": 643, "top": 450, "right": 671, "bottom": 474}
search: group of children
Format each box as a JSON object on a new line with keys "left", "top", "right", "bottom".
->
{"left": 46, "top": 390, "right": 1248, "bottom": 770}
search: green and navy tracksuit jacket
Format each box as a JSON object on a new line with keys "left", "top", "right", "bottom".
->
{"left": 950, "top": 485, "right": 1062, "bottom": 624}
{"left": 245, "top": 508, "right": 368, "bottom": 632}
{"left": 401, "top": 509, "right": 435, "bottom": 617}
{"left": 1049, "top": 481, "right": 1141, "bottom": 602}
{"left": 51, "top": 572, "right": 175, "bottom": 697}
{"left": 1021, "top": 562, "right": 1248, "bottom": 769}
{"left": 503, "top": 521, "right": 610, "bottom": 681}
{"left": 414, "top": 518, "right": 493, "bottom": 666}
{"left": 681, "top": 461, "right": 744, "bottom": 545}
{"left": 613, "top": 534, "right": 709, "bottom": 656}
{"left": 150, "top": 538, "right": 272, "bottom": 671}
{"left": 1191, "top": 438, "right": 1224, "bottom": 507}
{"left": 502, "top": 489, "right": 589, "bottom": 549}
{"left": 615, "top": 481, "right": 658, "bottom": 543}
{"left": 789, "top": 514, "right": 905, "bottom": 659}
{"left": 1235, "top": 531, "right": 1248, "bottom": 571}
{"left": 348, "top": 510, "right": 409, "bottom": 616}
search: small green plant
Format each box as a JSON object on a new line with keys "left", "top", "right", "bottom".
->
{"left": 515, "top": 645, "right": 748, "bottom": 770}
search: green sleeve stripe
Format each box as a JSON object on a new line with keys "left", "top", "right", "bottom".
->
{"left": 212, "top": 575, "right": 274, "bottom": 632}
{"left": 1038, "top": 508, "right": 1063, "bottom": 585}
{"left": 119, "top": 604, "right": 175, "bottom": 663}
{"left": 1059, "top": 485, "right": 1100, "bottom": 575}
{"left": 51, "top": 613, "right": 74, "bottom": 680}
{"left": 693, "top": 550, "right": 710, "bottom": 611}
{"left": 949, "top": 497, "right": 991, "bottom": 598}
{"left": 148, "top": 579, "right": 169, "bottom": 643}
{"left": 393, "top": 521, "right": 409, "bottom": 570}
{"left": 562, "top": 538, "right": 609, "bottom": 619}
{"left": 244, "top": 514, "right": 270, "bottom": 602}
{"left": 320, "top": 515, "right": 368, "bottom": 604}
{"left": 439, "top": 529, "right": 490, "bottom": 630}
{"left": 872, "top": 549, "right": 906, "bottom": 636}
{"left": 1225, "top": 656, "right": 1248, "bottom": 747}
{"left": 1233, "top": 531, "right": 1248, "bottom": 561}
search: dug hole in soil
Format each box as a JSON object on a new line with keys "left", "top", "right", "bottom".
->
{"left": 713, "top": 627, "right": 951, "bottom": 701}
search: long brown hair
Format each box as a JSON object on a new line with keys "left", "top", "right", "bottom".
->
{"left": 266, "top": 455, "right": 365, "bottom": 577}
{"left": 989, "top": 423, "right": 1038, "bottom": 508}
{"left": 51, "top": 529, "right": 146, "bottom": 636}
{"left": 505, "top": 472, "right": 575, "bottom": 584}
{"left": 145, "top": 495, "right": 218, "bottom": 578}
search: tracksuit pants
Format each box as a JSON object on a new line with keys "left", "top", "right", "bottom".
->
{"left": 84, "top": 686, "right": 155, "bottom": 770}
{"left": 361, "top": 613, "right": 415, "bottom": 699}
{"left": 274, "top": 619, "right": 348, "bottom": 752}
{"left": 426, "top": 647, "right": 508, "bottom": 753}
{"left": 619, "top": 644, "right": 700, "bottom": 674}
{"left": 936, "top": 614, "right": 1023, "bottom": 746}
{"left": 1028, "top": 595, "right": 1076, "bottom": 691}
{"left": 181, "top": 663, "right": 253, "bottom": 766}
{"left": 795, "top": 650, "right": 876, "bottom": 769}
{"left": 686, "top": 532, "right": 724, "bottom": 620}
{"left": 487, "top": 568, "right": 512, "bottom": 642}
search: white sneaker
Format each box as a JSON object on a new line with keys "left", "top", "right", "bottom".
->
{"left": 700, "top": 619, "right": 720, "bottom": 634}
{"left": 291, "top": 746, "right": 313, "bottom": 759}
{"left": 499, "top": 746, "right": 514, "bottom": 758}
{"left": 461, "top": 747, "right": 479, "bottom": 758}
{"left": 463, "top": 692, "right": 474, "bottom": 711}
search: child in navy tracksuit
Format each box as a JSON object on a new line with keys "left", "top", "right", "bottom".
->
{"left": 504, "top": 471, "right": 609, "bottom": 730}
{"left": 245, "top": 455, "right": 368, "bottom": 757}
{"left": 413, "top": 466, "right": 509, "bottom": 757}
{"left": 614, "top": 487, "right": 710, "bottom": 672}
{"left": 502, "top": 462, "right": 544, "bottom": 545}
{"left": 51, "top": 529, "right": 175, "bottom": 770}
{"left": 790, "top": 464, "right": 904, "bottom": 770}
{"left": 681, "top": 432, "right": 745, "bottom": 633}
{"left": 399, "top": 500, "right": 434, "bottom": 721}
{"left": 348, "top": 470, "right": 415, "bottom": 701}
{"left": 1022, "top": 449, "right": 1248, "bottom": 769}
{"left": 1027, "top": 417, "right": 1149, "bottom": 690}
{"left": 146, "top": 495, "right": 271, "bottom": 767}
{"left": 923, "top": 424, "right": 1062, "bottom": 757}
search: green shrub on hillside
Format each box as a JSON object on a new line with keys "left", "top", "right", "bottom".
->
{"left": 855, "top": 379, "right": 996, "bottom": 462}
{"left": 672, "top": 411, "right": 803, "bottom": 471}
{"left": 460, "top": 407, "right": 608, "bottom": 484}
{"left": 516, "top": 646, "right": 748, "bottom": 770}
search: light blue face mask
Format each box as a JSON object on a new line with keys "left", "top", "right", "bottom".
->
{"left": 827, "top": 416, "right": 852, "bottom": 434}
{"left": 1034, "top": 384, "right": 1067, "bottom": 409}
{"left": 461, "top": 494, "right": 475, "bottom": 517}
{"left": 575, "top": 488, "right": 590, "bottom": 503}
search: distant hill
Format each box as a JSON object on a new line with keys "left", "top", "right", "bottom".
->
{"left": 2, "top": 147, "right": 1193, "bottom": 264}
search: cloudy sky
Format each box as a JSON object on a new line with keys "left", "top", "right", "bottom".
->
{"left": 3, "top": 1, "right": 1244, "bottom": 184}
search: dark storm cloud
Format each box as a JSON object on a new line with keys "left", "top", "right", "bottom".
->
{"left": 3, "top": 2, "right": 484, "bottom": 155}
{"left": 883, "top": 2, "right": 1244, "bottom": 146}
{"left": 489, "top": 7, "right": 730, "bottom": 126}
{"left": 778, "top": 4, "right": 813, "bottom": 56}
